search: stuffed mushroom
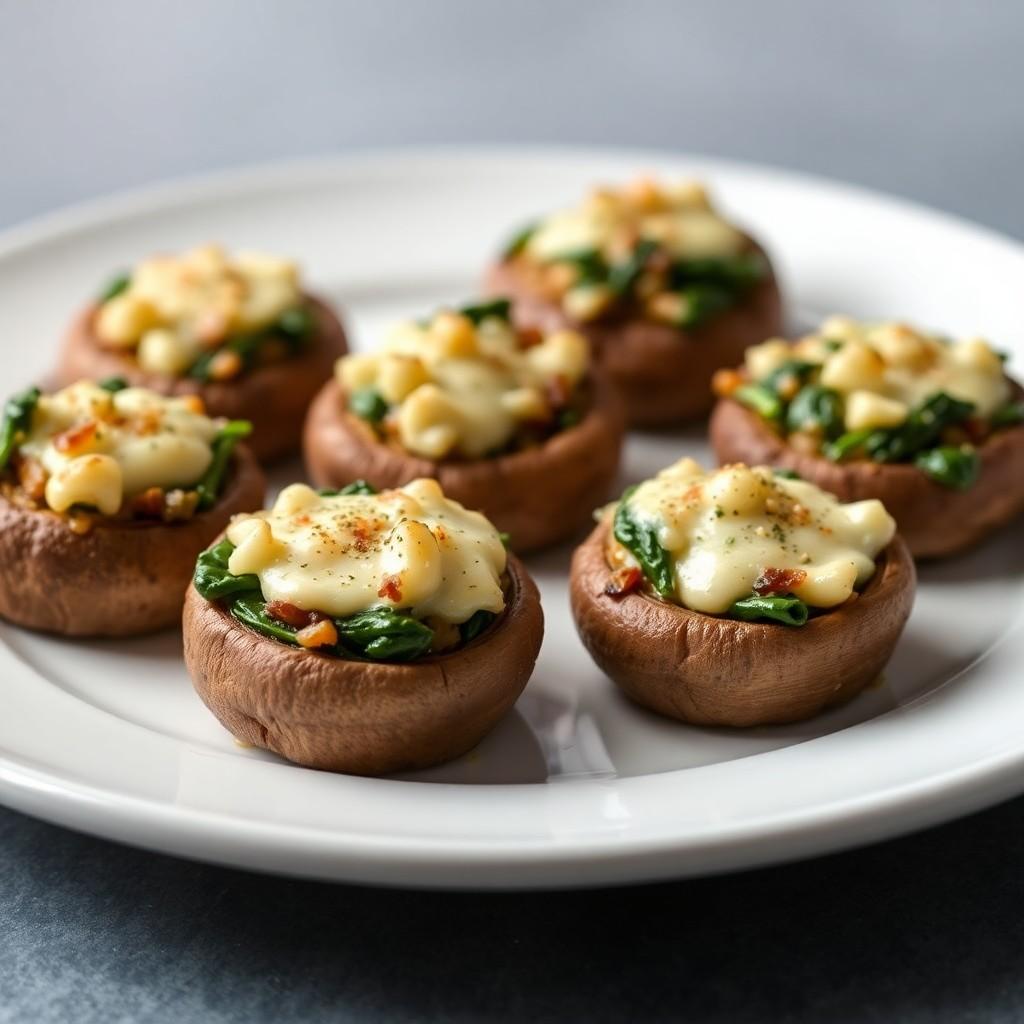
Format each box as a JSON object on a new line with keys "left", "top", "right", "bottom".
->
{"left": 484, "top": 178, "right": 784, "bottom": 426}
{"left": 303, "top": 298, "right": 624, "bottom": 552}
{"left": 570, "top": 459, "right": 914, "bottom": 726}
{"left": 710, "top": 316, "right": 1024, "bottom": 557}
{"left": 183, "top": 477, "right": 543, "bottom": 774}
{"left": 56, "top": 244, "right": 348, "bottom": 461}
{"left": 0, "top": 379, "right": 265, "bottom": 636}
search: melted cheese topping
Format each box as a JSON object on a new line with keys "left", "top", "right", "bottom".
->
{"left": 525, "top": 178, "right": 744, "bottom": 265}
{"left": 94, "top": 244, "right": 303, "bottom": 376}
{"left": 609, "top": 459, "right": 895, "bottom": 614}
{"left": 336, "top": 310, "right": 590, "bottom": 459}
{"left": 19, "top": 381, "right": 220, "bottom": 515}
{"left": 225, "top": 478, "right": 507, "bottom": 623}
{"left": 745, "top": 316, "right": 1010, "bottom": 429}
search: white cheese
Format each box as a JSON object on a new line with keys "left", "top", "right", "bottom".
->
{"left": 335, "top": 311, "right": 590, "bottom": 460}
{"left": 226, "top": 478, "right": 507, "bottom": 624}
{"left": 19, "top": 381, "right": 219, "bottom": 513}
{"left": 610, "top": 459, "right": 895, "bottom": 614}
{"left": 93, "top": 244, "right": 303, "bottom": 374}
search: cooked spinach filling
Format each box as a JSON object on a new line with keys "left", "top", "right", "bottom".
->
{"left": 186, "top": 302, "right": 316, "bottom": 381}
{"left": 0, "top": 386, "right": 41, "bottom": 471}
{"left": 535, "top": 241, "right": 766, "bottom": 328}
{"left": 192, "top": 480, "right": 499, "bottom": 660}
{"left": 734, "top": 359, "right": 1014, "bottom": 490}
{"left": 611, "top": 487, "right": 810, "bottom": 626}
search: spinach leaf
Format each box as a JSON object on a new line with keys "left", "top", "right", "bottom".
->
{"left": 761, "top": 359, "right": 816, "bottom": 394}
{"left": 607, "top": 239, "right": 658, "bottom": 296}
{"left": 0, "top": 386, "right": 41, "bottom": 471}
{"left": 98, "top": 273, "right": 131, "bottom": 303}
{"left": 866, "top": 392, "right": 974, "bottom": 462}
{"left": 729, "top": 593, "right": 809, "bottom": 626}
{"left": 773, "top": 468, "right": 802, "bottom": 480}
{"left": 786, "top": 384, "right": 843, "bottom": 439}
{"left": 349, "top": 388, "right": 389, "bottom": 424}
{"left": 230, "top": 595, "right": 300, "bottom": 645}
{"left": 991, "top": 400, "right": 1024, "bottom": 429}
{"left": 459, "top": 609, "right": 496, "bottom": 645}
{"left": 824, "top": 428, "right": 874, "bottom": 462}
{"left": 671, "top": 253, "right": 767, "bottom": 290}
{"left": 98, "top": 376, "right": 129, "bottom": 393}
{"left": 276, "top": 304, "right": 314, "bottom": 342}
{"left": 501, "top": 222, "right": 537, "bottom": 259}
{"left": 196, "top": 420, "right": 252, "bottom": 509}
{"left": 193, "top": 539, "right": 260, "bottom": 600}
{"left": 914, "top": 445, "right": 980, "bottom": 490}
{"left": 734, "top": 383, "right": 783, "bottom": 421}
{"left": 677, "top": 283, "right": 733, "bottom": 328}
{"left": 317, "top": 480, "right": 378, "bottom": 497}
{"left": 612, "top": 487, "right": 675, "bottom": 599}
{"left": 335, "top": 607, "right": 434, "bottom": 661}
{"left": 458, "top": 298, "right": 512, "bottom": 325}
{"left": 549, "top": 247, "right": 609, "bottom": 285}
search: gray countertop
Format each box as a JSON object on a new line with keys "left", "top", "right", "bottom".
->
{"left": 2, "top": 2, "right": 1023, "bottom": 1020}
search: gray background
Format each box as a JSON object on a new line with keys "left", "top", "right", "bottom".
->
{"left": 2, "top": 2, "right": 1024, "bottom": 1022}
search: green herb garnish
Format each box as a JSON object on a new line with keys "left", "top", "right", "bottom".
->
{"left": 914, "top": 445, "right": 980, "bottom": 490}
{"left": 349, "top": 388, "right": 389, "bottom": 424}
{"left": 729, "top": 594, "right": 809, "bottom": 627}
{"left": 612, "top": 486, "right": 674, "bottom": 599}
{"left": 195, "top": 420, "right": 252, "bottom": 509}
{"left": 98, "top": 273, "right": 131, "bottom": 303}
{"left": 0, "top": 386, "right": 41, "bottom": 471}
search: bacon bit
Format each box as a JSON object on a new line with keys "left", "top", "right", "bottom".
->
{"left": 130, "top": 409, "right": 163, "bottom": 437}
{"left": 67, "top": 512, "right": 94, "bottom": 536}
{"left": 518, "top": 327, "right": 544, "bottom": 349}
{"left": 433, "top": 525, "right": 448, "bottom": 545}
{"left": 209, "top": 350, "right": 243, "bottom": 381}
{"left": 54, "top": 420, "right": 98, "bottom": 455}
{"left": 15, "top": 456, "right": 47, "bottom": 502}
{"left": 754, "top": 567, "right": 807, "bottom": 595}
{"left": 292, "top": 514, "right": 311, "bottom": 527}
{"left": 963, "top": 417, "right": 990, "bottom": 444}
{"left": 296, "top": 618, "right": 339, "bottom": 649}
{"left": 605, "top": 565, "right": 643, "bottom": 597}
{"left": 179, "top": 395, "right": 206, "bottom": 416}
{"left": 194, "top": 309, "right": 229, "bottom": 347}
{"left": 545, "top": 374, "right": 572, "bottom": 410}
{"left": 711, "top": 368, "right": 744, "bottom": 398}
{"left": 266, "top": 601, "right": 315, "bottom": 629}
{"left": 129, "top": 486, "right": 166, "bottom": 519}
{"left": 378, "top": 574, "right": 403, "bottom": 602}
{"left": 163, "top": 488, "right": 199, "bottom": 522}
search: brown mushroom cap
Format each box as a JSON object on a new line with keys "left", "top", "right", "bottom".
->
{"left": 56, "top": 293, "right": 348, "bottom": 462}
{"left": 570, "top": 521, "right": 915, "bottom": 727}
{"left": 302, "top": 374, "right": 625, "bottom": 553}
{"left": 484, "top": 241, "right": 784, "bottom": 426}
{"left": 0, "top": 446, "right": 266, "bottom": 637}
{"left": 183, "top": 553, "right": 543, "bottom": 775}
{"left": 710, "top": 395, "right": 1024, "bottom": 559}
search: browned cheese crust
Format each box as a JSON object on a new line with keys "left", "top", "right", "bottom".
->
{"left": 56, "top": 294, "right": 348, "bottom": 462}
{"left": 484, "top": 242, "right": 784, "bottom": 427}
{"left": 569, "top": 521, "right": 915, "bottom": 727}
{"left": 302, "top": 375, "right": 625, "bottom": 553}
{"left": 183, "top": 554, "right": 544, "bottom": 775}
{"left": 0, "top": 446, "right": 265, "bottom": 637}
{"left": 709, "top": 396, "right": 1024, "bottom": 559}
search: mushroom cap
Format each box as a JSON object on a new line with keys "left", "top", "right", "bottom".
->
{"left": 484, "top": 240, "right": 783, "bottom": 426}
{"left": 183, "top": 554, "right": 544, "bottom": 775}
{"left": 570, "top": 521, "right": 915, "bottom": 727}
{"left": 710, "top": 395, "right": 1024, "bottom": 559}
{"left": 56, "top": 293, "right": 348, "bottom": 462}
{"left": 302, "top": 374, "right": 625, "bottom": 553}
{"left": 0, "top": 445, "right": 266, "bottom": 637}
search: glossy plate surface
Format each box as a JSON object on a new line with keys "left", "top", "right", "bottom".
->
{"left": 1, "top": 147, "right": 1023, "bottom": 888}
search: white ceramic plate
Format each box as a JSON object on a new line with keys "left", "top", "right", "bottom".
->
{"left": 1, "top": 147, "right": 1023, "bottom": 889}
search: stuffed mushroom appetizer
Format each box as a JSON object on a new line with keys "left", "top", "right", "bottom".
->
{"left": 303, "top": 298, "right": 624, "bottom": 552}
{"left": 57, "top": 244, "right": 348, "bottom": 461}
{"left": 570, "top": 459, "right": 914, "bottom": 726}
{"left": 485, "top": 178, "right": 784, "bottom": 426}
{"left": 183, "top": 477, "right": 543, "bottom": 774}
{"left": 710, "top": 317, "right": 1024, "bottom": 557}
{"left": 0, "top": 379, "right": 265, "bottom": 636}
